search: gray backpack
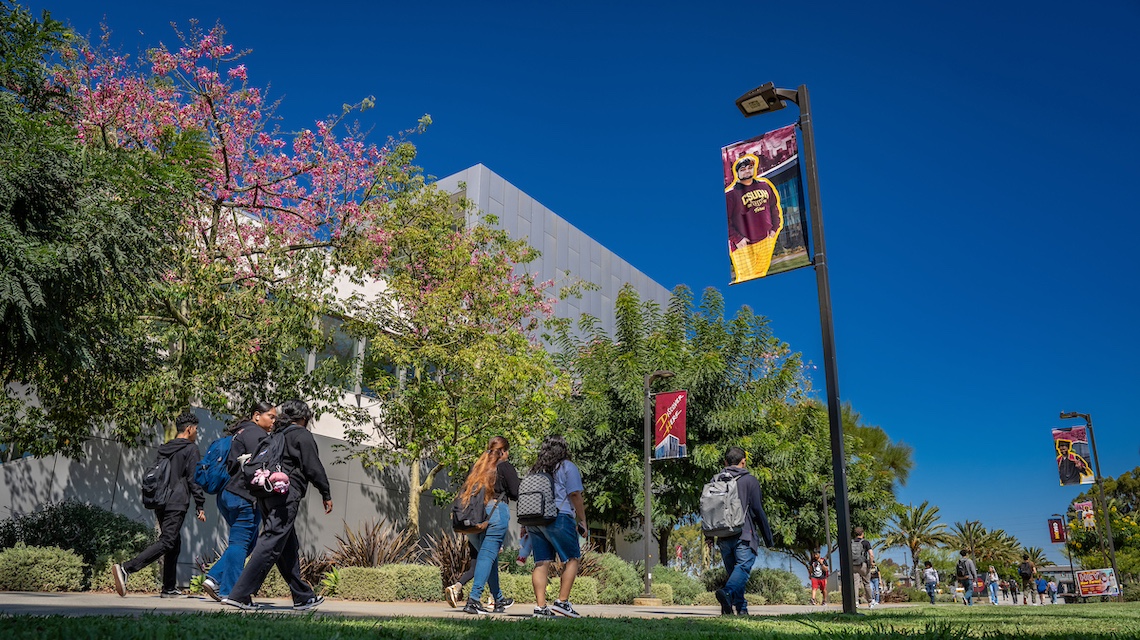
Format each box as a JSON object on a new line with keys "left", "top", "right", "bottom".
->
{"left": 850, "top": 539, "right": 868, "bottom": 566}
{"left": 516, "top": 471, "right": 559, "bottom": 527}
{"left": 699, "top": 472, "right": 745, "bottom": 538}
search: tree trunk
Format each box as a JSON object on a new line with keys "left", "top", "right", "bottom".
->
{"left": 656, "top": 525, "right": 672, "bottom": 567}
{"left": 407, "top": 459, "right": 421, "bottom": 539}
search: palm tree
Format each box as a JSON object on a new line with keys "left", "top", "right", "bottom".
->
{"left": 883, "top": 501, "right": 953, "bottom": 583}
{"left": 949, "top": 520, "right": 988, "bottom": 558}
{"left": 1022, "top": 546, "right": 1050, "bottom": 568}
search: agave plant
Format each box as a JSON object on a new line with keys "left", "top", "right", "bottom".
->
{"left": 328, "top": 519, "right": 422, "bottom": 568}
{"left": 300, "top": 549, "right": 336, "bottom": 587}
{"left": 423, "top": 532, "right": 473, "bottom": 589}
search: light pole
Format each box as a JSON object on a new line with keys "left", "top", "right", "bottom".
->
{"left": 639, "top": 370, "right": 674, "bottom": 602}
{"left": 1052, "top": 512, "right": 1077, "bottom": 597}
{"left": 735, "top": 83, "right": 856, "bottom": 614}
{"left": 1059, "top": 411, "right": 1120, "bottom": 602}
{"left": 822, "top": 482, "right": 833, "bottom": 575}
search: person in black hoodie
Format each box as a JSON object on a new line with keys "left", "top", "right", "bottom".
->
{"left": 222, "top": 399, "right": 333, "bottom": 611}
{"left": 711, "top": 446, "right": 773, "bottom": 616}
{"left": 200, "top": 401, "right": 276, "bottom": 602}
{"left": 113, "top": 411, "right": 206, "bottom": 597}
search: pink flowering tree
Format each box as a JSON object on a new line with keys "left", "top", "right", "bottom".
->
{"left": 337, "top": 171, "right": 567, "bottom": 536}
{"left": 54, "top": 21, "right": 425, "bottom": 440}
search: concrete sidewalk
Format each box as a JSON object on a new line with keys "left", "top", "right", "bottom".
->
{"left": 0, "top": 592, "right": 912, "bottom": 619}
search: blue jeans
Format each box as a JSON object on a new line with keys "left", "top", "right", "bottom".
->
{"left": 717, "top": 537, "right": 757, "bottom": 613}
{"left": 870, "top": 577, "right": 881, "bottom": 603}
{"left": 959, "top": 579, "right": 974, "bottom": 605}
{"left": 988, "top": 581, "right": 999, "bottom": 604}
{"left": 206, "top": 490, "right": 261, "bottom": 597}
{"left": 467, "top": 501, "right": 509, "bottom": 602}
{"left": 531, "top": 513, "right": 581, "bottom": 563}
{"left": 925, "top": 582, "right": 936, "bottom": 603}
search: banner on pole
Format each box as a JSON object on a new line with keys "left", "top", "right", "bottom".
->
{"left": 1048, "top": 517, "right": 1067, "bottom": 543}
{"left": 722, "top": 124, "right": 812, "bottom": 284}
{"left": 1073, "top": 501, "right": 1096, "bottom": 529}
{"left": 1052, "top": 426, "right": 1094, "bottom": 486}
{"left": 653, "top": 390, "right": 687, "bottom": 459}
{"left": 1076, "top": 568, "right": 1120, "bottom": 597}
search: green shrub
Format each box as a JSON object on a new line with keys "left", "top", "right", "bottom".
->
{"left": 650, "top": 581, "right": 673, "bottom": 605}
{"left": 497, "top": 573, "right": 534, "bottom": 602}
{"left": 745, "top": 593, "right": 767, "bottom": 606}
{"left": 257, "top": 567, "right": 293, "bottom": 598}
{"left": 0, "top": 502, "right": 154, "bottom": 569}
{"left": 0, "top": 544, "right": 84, "bottom": 591}
{"left": 337, "top": 564, "right": 441, "bottom": 601}
{"left": 594, "top": 553, "right": 641, "bottom": 604}
{"left": 700, "top": 566, "right": 726, "bottom": 592}
{"left": 88, "top": 553, "right": 160, "bottom": 593}
{"left": 547, "top": 576, "right": 600, "bottom": 605}
{"left": 746, "top": 568, "right": 807, "bottom": 604}
{"left": 693, "top": 590, "right": 765, "bottom": 607}
{"left": 652, "top": 566, "right": 704, "bottom": 605}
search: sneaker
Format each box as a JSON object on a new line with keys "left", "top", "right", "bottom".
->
{"left": 111, "top": 564, "right": 129, "bottom": 598}
{"left": 463, "top": 597, "right": 492, "bottom": 615}
{"left": 549, "top": 599, "right": 581, "bottom": 618}
{"left": 810, "top": 598, "right": 818, "bottom": 606}
{"left": 492, "top": 597, "right": 514, "bottom": 613}
{"left": 159, "top": 589, "right": 184, "bottom": 598}
{"left": 736, "top": 607, "right": 749, "bottom": 616}
{"left": 444, "top": 582, "right": 462, "bottom": 608}
{"left": 869, "top": 601, "right": 877, "bottom": 609}
{"left": 532, "top": 605, "right": 556, "bottom": 619}
{"left": 201, "top": 577, "right": 221, "bottom": 602}
{"left": 714, "top": 588, "right": 732, "bottom": 615}
{"left": 221, "top": 597, "right": 259, "bottom": 611}
{"left": 293, "top": 595, "right": 324, "bottom": 611}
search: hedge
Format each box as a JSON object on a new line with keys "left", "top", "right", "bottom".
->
{"left": 88, "top": 554, "right": 160, "bottom": 593}
{"left": 651, "top": 566, "right": 703, "bottom": 605}
{"left": 594, "top": 553, "right": 642, "bottom": 604}
{"left": 492, "top": 574, "right": 600, "bottom": 605}
{"left": 337, "top": 565, "right": 441, "bottom": 601}
{"left": 693, "top": 591, "right": 767, "bottom": 607}
{"left": 0, "top": 544, "right": 84, "bottom": 592}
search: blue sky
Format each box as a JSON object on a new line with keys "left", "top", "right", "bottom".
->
{"left": 28, "top": 0, "right": 1139, "bottom": 567}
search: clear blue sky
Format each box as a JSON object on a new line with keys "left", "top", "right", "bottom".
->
{"left": 28, "top": 0, "right": 1139, "bottom": 567}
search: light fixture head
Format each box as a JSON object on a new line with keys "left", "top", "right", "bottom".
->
{"left": 735, "top": 82, "right": 787, "bottom": 118}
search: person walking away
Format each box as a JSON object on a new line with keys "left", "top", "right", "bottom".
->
{"left": 526, "top": 435, "right": 588, "bottom": 619}
{"left": 1048, "top": 579, "right": 1058, "bottom": 604}
{"left": 1018, "top": 554, "right": 1037, "bottom": 605}
{"left": 956, "top": 549, "right": 977, "bottom": 606}
{"left": 808, "top": 550, "right": 829, "bottom": 606}
{"left": 922, "top": 561, "right": 939, "bottom": 604}
{"left": 986, "top": 565, "right": 1000, "bottom": 605}
{"left": 869, "top": 562, "right": 882, "bottom": 605}
{"left": 221, "top": 400, "right": 333, "bottom": 611}
{"left": 850, "top": 527, "right": 875, "bottom": 608}
{"left": 458, "top": 436, "right": 519, "bottom": 615}
{"left": 113, "top": 412, "right": 206, "bottom": 597}
{"left": 1036, "top": 576, "right": 1048, "bottom": 605}
{"left": 1000, "top": 578, "right": 1009, "bottom": 601}
{"left": 707, "top": 447, "right": 774, "bottom": 616}
{"left": 1009, "top": 575, "right": 1020, "bottom": 604}
{"left": 200, "top": 402, "right": 276, "bottom": 602}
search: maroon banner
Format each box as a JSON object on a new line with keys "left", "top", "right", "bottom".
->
{"left": 653, "top": 390, "right": 687, "bottom": 459}
{"left": 1048, "top": 517, "right": 1067, "bottom": 543}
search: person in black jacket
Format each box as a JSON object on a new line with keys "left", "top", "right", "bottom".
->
{"left": 200, "top": 401, "right": 276, "bottom": 602}
{"left": 711, "top": 446, "right": 773, "bottom": 616}
{"left": 222, "top": 400, "right": 333, "bottom": 611}
{"left": 113, "top": 411, "right": 206, "bottom": 597}
{"left": 455, "top": 436, "right": 519, "bottom": 615}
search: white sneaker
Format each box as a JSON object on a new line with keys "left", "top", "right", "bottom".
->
{"left": 549, "top": 599, "right": 581, "bottom": 618}
{"left": 201, "top": 577, "right": 221, "bottom": 602}
{"left": 444, "top": 582, "right": 462, "bottom": 608}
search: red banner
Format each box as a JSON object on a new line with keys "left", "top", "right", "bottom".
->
{"left": 1048, "top": 517, "right": 1067, "bottom": 543}
{"left": 653, "top": 390, "right": 687, "bottom": 459}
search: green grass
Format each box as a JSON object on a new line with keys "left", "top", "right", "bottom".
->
{"left": 1, "top": 604, "right": 1138, "bottom": 639}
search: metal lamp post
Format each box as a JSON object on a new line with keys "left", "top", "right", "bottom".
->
{"left": 1058, "top": 411, "right": 1121, "bottom": 602}
{"left": 640, "top": 370, "right": 675, "bottom": 601}
{"left": 735, "top": 82, "right": 856, "bottom": 614}
{"left": 1052, "top": 511, "right": 1077, "bottom": 597}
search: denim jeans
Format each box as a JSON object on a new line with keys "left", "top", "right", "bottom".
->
{"left": 717, "top": 537, "right": 757, "bottom": 613}
{"left": 206, "top": 490, "right": 261, "bottom": 597}
{"left": 531, "top": 513, "right": 581, "bottom": 563}
{"left": 870, "top": 577, "right": 881, "bottom": 603}
{"left": 988, "top": 581, "right": 999, "bottom": 604}
{"left": 959, "top": 579, "right": 974, "bottom": 605}
{"left": 925, "top": 582, "right": 936, "bottom": 603}
{"left": 467, "top": 501, "right": 509, "bottom": 602}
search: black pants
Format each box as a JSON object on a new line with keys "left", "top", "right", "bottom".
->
{"left": 227, "top": 495, "right": 313, "bottom": 604}
{"left": 457, "top": 540, "right": 479, "bottom": 585}
{"left": 123, "top": 507, "right": 186, "bottom": 591}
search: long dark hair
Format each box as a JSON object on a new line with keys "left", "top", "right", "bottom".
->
{"left": 274, "top": 399, "right": 313, "bottom": 431}
{"left": 531, "top": 435, "right": 570, "bottom": 474}
{"left": 228, "top": 401, "right": 275, "bottom": 434}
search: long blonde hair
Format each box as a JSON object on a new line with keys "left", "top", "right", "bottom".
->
{"left": 460, "top": 436, "right": 509, "bottom": 506}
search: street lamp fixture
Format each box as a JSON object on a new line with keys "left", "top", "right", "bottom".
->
{"left": 735, "top": 82, "right": 798, "bottom": 117}
{"left": 639, "top": 370, "right": 675, "bottom": 602}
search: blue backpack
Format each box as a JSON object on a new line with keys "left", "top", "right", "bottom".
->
{"left": 194, "top": 434, "right": 235, "bottom": 495}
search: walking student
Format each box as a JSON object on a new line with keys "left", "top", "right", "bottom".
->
{"left": 986, "top": 565, "right": 1000, "bottom": 605}
{"left": 956, "top": 549, "right": 977, "bottom": 606}
{"left": 113, "top": 412, "right": 206, "bottom": 597}
{"left": 527, "top": 435, "right": 588, "bottom": 619}
{"left": 922, "top": 560, "right": 939, "bottom": 604}
{"left": 201, "top": 402, "right": 276, "bottom": 602}
{"left": 869, "top": 562, "right": 882, "bottom": 605}
{"left": 1018, "top": 554, "right": 1037, "bottom": 605}
{"left": 222, "top": 400, "right": 333, "bottom": 611}
{"left": 1036, "top": 576, "right": 1048, "bottom": 604}
{"left": 710, "top": 447, "right": 774, "bottom": 616}
{"left": 457, "top": 436, "right": 519, "bottom": 615}
{"left": 808, "top": 550, "right": 829, "bottom": 606}
{"left": 850, "top": 527, "right": 875, "bottom": 608}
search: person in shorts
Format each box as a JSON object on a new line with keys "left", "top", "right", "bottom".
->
{"left": 809, "top": 550, "right": 829, "bottom": 605}
{"left": 527, "top": 435, "right": 587, "bottom": 619}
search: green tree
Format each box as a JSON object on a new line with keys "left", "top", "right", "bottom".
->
{"left": 338, "top": 172, "right": 564, "bottom": 536}
{"left": 1065, "top": 467, "right": 1140, "bottom": 577}
{"left": 883, "top": 500, "right": 953, "bottom": 584}
{"left": 842, "top": 403, "right": 913, "bottom": 489}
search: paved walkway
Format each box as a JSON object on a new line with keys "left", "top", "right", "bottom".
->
{"left": 0, "top": 592, "right": 918, "bottom": 619}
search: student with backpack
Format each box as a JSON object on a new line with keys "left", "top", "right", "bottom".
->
{"left": 199, "top": 402, "right": 276, "bottom": 602}
{"left": 955, "top": 549, "right": 977, "bottom": 605}
{"left": 808, "top": 550, "right": 829, "bottom": 606}
{"left": 922, "top": 560, "right": 939, "bottom": 604}
{"left": 113, "top": 412, "right": 206, "bottom": 598}
{"left": 702, "top": 447, "right": 774, "bottom": 616}
{"left": 451, "top": 436, "right": 519, "bottom": 615}
{"left": 1018, "top": 554, "right": 1037, "bottom": 605}
{"left": 520, "top": 435, "right": 588, "bottom": 619}
{"left": 850, "top": 527, "right": 875, "bottom": 608}
{"left": 221, "top": 400, "right": 333, "bottom": 611}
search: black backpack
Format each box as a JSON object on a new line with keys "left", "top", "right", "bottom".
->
{"left": 956, "top": 558, "right": 970, "bottom": 579}
{"left": 1019, "top": 561, "right": 1033, "bottom": 579}
{"left": 451, "top": 487, "right": 500, "bottom": 534}
{"left": 241, "top": 424, "right": 297, "bottom": 498}
{"left": 141, "top": 455, "right": 173, "bottom": 509}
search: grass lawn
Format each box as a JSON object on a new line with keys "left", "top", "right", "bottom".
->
{"left": 1, "top": 603, "right": 1137, "bottom": 639}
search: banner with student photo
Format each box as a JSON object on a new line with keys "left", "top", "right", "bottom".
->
{"left": 722, "top": 124, "right": 812, "bottom": 284}
{"left": 1077, "top": 568, "right": 1120, "bottom": 597}
{"left": 1073, "top": 500, "right": 1096, "bottom": 529}
{"left": 1052, "top": 426, "right": 1094, "bottom": 486}
{"left": 653, "top": 390, "right": 687, "bottom": 459}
